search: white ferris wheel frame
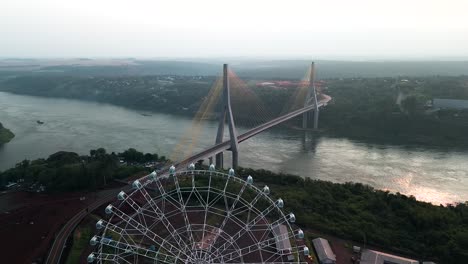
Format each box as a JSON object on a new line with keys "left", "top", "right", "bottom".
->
{"left": 88, "top": 165, "right": 309, "bottom": 264}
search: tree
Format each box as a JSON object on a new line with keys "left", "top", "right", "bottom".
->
{"left": 144, "top": 153, "right": 154, "bottom": 162}
{"left": 401, "top": 95, "right": 419, "bottom": 116}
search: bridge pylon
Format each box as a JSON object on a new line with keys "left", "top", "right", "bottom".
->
{"left": 215, "top": 64, "right": 239, "bottom": 169}
{"left": 302, "top": 62, "right": 319, "bottom": 129}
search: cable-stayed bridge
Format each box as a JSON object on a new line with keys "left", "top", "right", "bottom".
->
{"left": 171, "top": 62, "right": 331, "bottom": 170}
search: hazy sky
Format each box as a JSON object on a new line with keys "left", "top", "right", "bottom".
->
{"left": 1, "top": 0, "right": 468, "bottom": 59}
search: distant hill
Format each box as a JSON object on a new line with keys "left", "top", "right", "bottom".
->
{"left": 38, "top": 60, "right": 222, "bottom": 77}
{"left": 1, "top": 59, "right": 468, "bottom": 79}
{"left": 231, "top": 60, "right": 468, "bottom": 79}
{"left": 38, "top": 60, "right": 468, "bottom": 79}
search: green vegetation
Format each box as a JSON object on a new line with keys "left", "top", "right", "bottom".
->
{"left": 65, "top": 225, "right": 92, "bottom": 264}
{"left": 237, "top": 167, "right": 468, "bottom": 264}
{"left": 0, "top": 75, "right": 214, "bottom": 116}
{"left": 0, "top": 148, "right": 166, "bottom": 192}
{"left": 0, "top": 122, "right": 14, "bottom": 144}
{"left": 320, "top": 76, "right": 468, "bottom": 147}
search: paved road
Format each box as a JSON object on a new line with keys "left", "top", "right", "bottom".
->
{"left": 45, "top": 186, "right": 131, "bottom": 264}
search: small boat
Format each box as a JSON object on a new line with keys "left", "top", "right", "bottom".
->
{"left": 36, "top": 120, "right": 44, "bottom": 125}
{"left": 140, "top": 113, "right": 152, "bottom": 117}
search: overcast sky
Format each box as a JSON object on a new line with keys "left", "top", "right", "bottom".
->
{"left": 1, "top": 0, "right": 468, "bottom": 59}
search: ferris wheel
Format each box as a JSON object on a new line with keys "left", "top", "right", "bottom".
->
{"left": 87, "top": 164, "right": 309, "bottom": 263}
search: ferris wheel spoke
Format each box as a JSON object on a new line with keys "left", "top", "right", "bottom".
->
{"left": 200, "top": 175, "right": 212, "bottom": 262}
{"left": 206, "top": 190, "right": 225, "bottom": 208}
{"left": 92, "top": 235, "right": 176, "bottom": 264}
{"left": 192, "top": 187, "right": 209, "bottom": 208}
{"left": 210, "top": 200, "right": 279, "bottom": 257}
{"left": 91, "top": 252, "right": 133, "bottom": 264}
{"left": 212, "top": 230, "right": 295, "bottom": 263}
{"left": 151, "top": 176, "right": 188, "bottom": 216}
{"left": 172, "top": 173, "right": 197, "bottom": 249}
{"left": 231, "top": 189, "right": 264, "bottom": 217}
{"left": 105, "top": 205, "right": 190, "bottom": 260}
{"left": 97, "top": 220, "right": 162, "bottom": 257}
{"left": 133, "top": 186, "right": 193, "bottom": 254}
{"left": 206, "top": 175, "right": 250, "bottom": 255}
{"left": 253, "top": 214, "right": 292, "bottom": 245}
{"left": 120, "top": 193, "right": 164, "bottom": 233}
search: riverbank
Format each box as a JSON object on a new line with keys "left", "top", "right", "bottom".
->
{"left": 0, "top": 122, "right": 14, "bottom": 144}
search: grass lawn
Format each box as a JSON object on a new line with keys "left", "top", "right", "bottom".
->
{"left": 65, "top": 225, "right": 92, "bottom": 264}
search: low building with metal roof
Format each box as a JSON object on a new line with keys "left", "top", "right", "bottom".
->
{"left": 360, "top": 249, "right": 419, "bottom": 264}
{"left": 312, "top": 237, "right": 336, "bottom": 264}
{"left": 272, "top": 224, "right": 294, "bottom": 261}
{"left": 272, "top": 224, "right": 292, "bottom": 252}
{"left": 433, "top": 98, "right": 468, "bottom": 109}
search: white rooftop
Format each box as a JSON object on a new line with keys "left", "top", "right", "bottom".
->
{"left": 433, "top": 98, "right": 468, "bottom": 109}
{"left": 312, "top": 237, "right": 336, "bottom": 263}
{"left": 272, "top": 224, "right": 292, "bottom": 252}
{"left": 360, "top": 249, "right": 418, "bottom": 264}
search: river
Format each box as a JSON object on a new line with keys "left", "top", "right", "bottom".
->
{"left": 1, "top": 91, "right": 467, "bottom": 204}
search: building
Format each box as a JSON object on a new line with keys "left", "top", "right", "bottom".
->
{"left": 433, "top": 98, "right": 468, "bottom": 110}
{"left": 5, "top": 182, "right": 17, "bottom": 189}
{"left": 360, "top": 249, "right": 418, "bottom": 264}
{"left": 256, "top": 82, "right": 275, "bottom": 87}
{"left": 272, "top": 224, "right": 294, "bottom": 261}
{"left": 312, "top": 238, "right": 336, "bottom": 264}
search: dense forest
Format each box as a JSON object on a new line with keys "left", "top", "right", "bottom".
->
{"left": 0, "top": 148, "right": 165, "bottom": 192}
{"left": 0, "top": 75, "right": 215, "bottom": 116}
{"left": 236, "top": 167, "right": 468, "bottom": 264}
{"left": 0, "top": 122, "right": 14, "bottom": 144}
{"left": 320, "top": 76, "right": 468, "bottom": 146}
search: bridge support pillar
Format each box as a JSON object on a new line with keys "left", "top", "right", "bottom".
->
{"left": 313, "top": 108, "right": 319, "bottom": 130}
{"left": 302, "top": 112, "right": 309, "bottom": 129}
{"left": 303, "top": 62, "right": 319, "bottom": 130}
{"left": 215, "top": 152, "right": 223, "bottom": 168}
{"left": 215, "top": 64, "right": 239, "bottom": 169}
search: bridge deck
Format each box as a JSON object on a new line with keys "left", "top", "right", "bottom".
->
{"left": 176, "top": 100, "right": 327, "bottom": 168}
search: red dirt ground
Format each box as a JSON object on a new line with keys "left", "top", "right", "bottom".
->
{"left": 0, "top": 191, "right": 87, "bottom": 263}
{"left": 0, "top": 185, "right": 124, "bottom": 264}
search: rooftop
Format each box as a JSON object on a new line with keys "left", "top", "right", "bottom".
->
{"left": 312, "top": 237, "right": 336, "bottom": 263}
{"left": 360, "top": 249, "right": 418, "bottom": 264}
{"left": 272, "top": 224, "right": 292, "bottom": 252}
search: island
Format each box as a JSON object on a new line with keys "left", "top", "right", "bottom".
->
{"left": 0, "top": 122, "right": 14, "bottom": 144}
